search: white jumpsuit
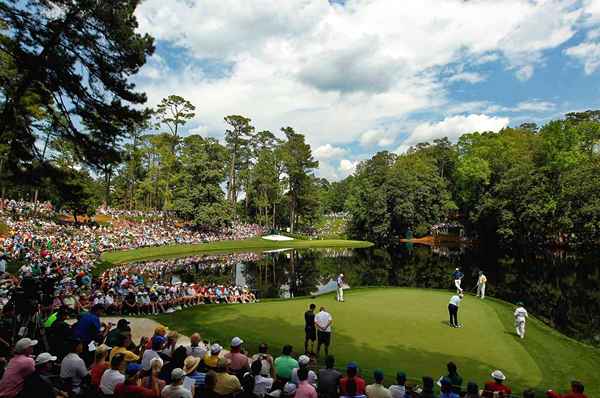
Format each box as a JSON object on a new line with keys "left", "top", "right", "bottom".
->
{"left": 514, "top": 306, "right": 528, "bottom": 338}
{"left": 476, "top": 274, "right": 487, "bottom": 299}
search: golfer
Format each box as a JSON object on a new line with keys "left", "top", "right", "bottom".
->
{"left": 304, "top": 303, "right": 317, "bottom": 354}
{"left": 452, "top": 268, "right": 464, "bottom": 294}
{"left": 476, "top": 271, "right": 487, "bottom": 299}
{"left": 514, "top": 302, "right": 528, "bottom": 339}
{"left": 448, "top": 293, "right": 463, "bottom": 328}
{"left": 336, "top": 273, "right": 345, "bottom": 302}
{"left": 315, "top": 306, "right": 333, "bottom": 356}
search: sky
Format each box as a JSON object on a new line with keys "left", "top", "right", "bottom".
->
{"left": 132, "top": 0, "right": 600, "bottom": 181}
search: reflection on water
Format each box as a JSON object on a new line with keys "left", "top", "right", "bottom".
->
{"left": 132, "top": 245, "right": 600, "bottom": 345}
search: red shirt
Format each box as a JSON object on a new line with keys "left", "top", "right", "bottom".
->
{"left": 483, "top": 381, "right": 512, "bottom": 397}
{"left": 113, "top": 382, "right": 156, "bottom": 398}
{"left": 547, "top": 391, "right": 588, "bottom": 398}
{"left": 340, "top": 376, "right": 366, "bottom": 395}
{"left": 90, "top": 362, "right": 109, "bottom": 386}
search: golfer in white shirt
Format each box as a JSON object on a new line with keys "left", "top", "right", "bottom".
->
{"left": 336, "top": 274, "right": 345, "bottom": 302}
{"left": 476, "top": 271, "right": 487, "bottom": 299}
{"left": 315, "top": 307, "right": 333, "bottom": 356}
{"left": 514, "top": 302, "right": 528, "bottom": 339}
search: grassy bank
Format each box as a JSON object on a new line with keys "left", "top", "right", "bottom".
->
{"left": 101, "top": 237, "right": 373, "bottom": 265}
{"left": 157, "top": 287, "right": 600, "bottom": 396}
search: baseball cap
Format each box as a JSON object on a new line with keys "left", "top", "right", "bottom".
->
{"left": 210, "top": 343, "right": 222, "bottom": 354}
{"left": 374, "top": 369, "right": 384, "bottom": 380}
{"left": 347, "top": 362, "right": 358, "bottom": 370}
{"left": 126, "top": 363, "right": 142, "bottom": 376}
{"left": 284, "top": 382, "right": 297, "bottom": 395}
{"left": 15, "top": 338, "right": 38, "bottom": 353}
{"left": 298, "top": 355, "right": 310, "bottom": 366}
{"left": 171, "top": 368, "right": 186, "bottom": 381}
{"left": 35, "top": 352, "right": 57, "bottom": 366}
{"left": 117, "top": 319, "right": 130, "bottom": 328}
{"left": 152, "top": 335, "right": 167, "bottom": 346}
{"left": 231, "top": 337, "right": 244, "bottom": 347}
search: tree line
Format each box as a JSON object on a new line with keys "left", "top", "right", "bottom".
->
{"left": 344, "top": 112, "right": 600, "bottom": 248}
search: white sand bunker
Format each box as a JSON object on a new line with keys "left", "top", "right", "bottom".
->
{"left": 261, "top": 234, "right": 294, "bottom": 241}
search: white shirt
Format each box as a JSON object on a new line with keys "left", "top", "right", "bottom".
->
{"left": 100, "top": 369, "right": 125, "bottom": 394}
{"left": 449, "top": 295, "right": 462, "bottom": 307}
{"left": 514, "top": 307, "right": 528, "bottom": 322}
{"left": 162, "top": 384, "right": 193, "bottom": 398}
{"left": 253, "top": 375, "right": 274, "bottom": 397}
{"left": 186, "top": 343, "right": 207, "bottom": 359}
{"left": 389, "top": 385, "right": 406, "bottom": 398}
{"left": 291, "top": 368, "right": 318, "bottom": 386}
{"left": 141, "top": 349, "right": 160, "bottom": 371}
{"left": 315, "top": 310, "right": 333, "bottom": 332}
{"left": 60, "top": 353, "right": 89, "bottom": 393}
{"left": 478, "top": 275, "right": 487, "bottom": 285}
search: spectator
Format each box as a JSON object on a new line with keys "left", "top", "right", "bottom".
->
{"left": 274, "top": 345, "right": 299, "bottom": 382}
{"left": 160, "top": 346, "right": 188, "bottom": 384}
{"left": 242, "top": 359, "right": 273, "bottom": 398}
{"left": 109, "top": 333, "right": 139, "bottom": 363}
{"left": 483, "top": 370, "right": 512, "bottom": 398}
{"left": 20, "top": 352, "right": 64, "bottom": 398}
{"left": 547, "top": 381, "right": 588, "bottom": 398}
{"left": 444, "top": 362, "right": 462, "bottom": 394}
{"left": 203, "top": 344, "right": 223, "bottom": 370}
{"left": 114, "top": 363, "right": 158, "bottom": 397}
{"left": 183, "top": 355, "right": 204, "bottom": 395}
{"left": 291, "top": 355, "right": 317, "bottom": 386}
{"left": 464, "top": 382, "right": 480, "bottom": 398}
{"left": 296, "top": 367, "right": 318, "bottom": 398}
{"left": 225, "top": 337, "right": 250, "bottom": 377}
{"left": 389, "top": 372, "right": 407, "bottom": 398}
{"left": 366, "top": 369, "right": 392, "bottom": 398}
{"left": 0, "top": 337, "right": 37, "bottom": 398}
{"left": 340, "top": 362, "right": 366, "bottom": 397}
{"left": 161, "top": 368, "right": 192, "bottom": 398}
{"left": 47, "top": 307, "right": 73, "bottom": 360}
{"left": 187, "top": 333, "right": 207, "bottom": 359}
{"left": 421, "top": 377, "right": 437, "bottom": 398}
{"left": 203, "top": 371, "right": 218, "bottom": 398}
{"left": 318, "top": 355, "right": 342, "bottom": 398}
{"left": 105, "top": 319, "right": 131, "bottom": 347}
{"left": 214, "top": 358, "right": 242, "bottom": 396}
{"left": 142, "top": 358, "right": 166, "bottom": 393}
{"left": 146, "top": 326, "right": 168, "bottom": 350}
{"left": 439, "top": 378, "right": 459, "bottom": 398}
{"left": 251, "top": 343, "right": 275, "bottom": 378}
{"left": 90, "top": 344, "right": 112, "bottom": 388}
{"left": 142, "top": 335, "right": 167, "bottom": 371}
{"left": 72, "top": 304, "right": 105, "bottom": 363}
{"left": 161, "top": 331, "right": 179, "bottom": 359}
{"left": 60, "top": 337, "right": 89, "bottom": 396}
{"left": 100, "top": 354, "right": 126, "bottom": 396}
{"left": 523, "top": 390, "right": 536, "bottom": 398}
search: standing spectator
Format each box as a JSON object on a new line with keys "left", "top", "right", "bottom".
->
{"left": 547, "top": 381, "right": 588, "bottom": 398}
{"left": 304, "top": 304, "right": 317, "bottom": 354}
{"left": 99, "top": 354, "right": 126, "bottom": 396}
{"left": 225, "top": 337, "right": 250, "bottom": 377}
{"left": 483, "top": 370, "right": 512, "bottom": 398}
{"left": 389, "top": 372, "right": 407, "bottom": 398}
{"left": 0, "top": 338, "right": 37, "bottom": 398}
{"left": 318, "top": 355, "right": 342, "bottom": 398}
{"left": 60, "top": 338, "right": 89, "bottom": 396}
{"left": 340, "top": 362, "right": 366, "bottom": 397}
{"left": 251, "top": 343, "right": 274, "bottom": 378}
{"left": 366, "top": 369, "right": 391, "bottom": 398}
{"left": 142, "top": 335, "right": 166, "bottom": 371}
{"left": 295, "top": 368, "right": 318, "bottom": 398}
{"left": 291, "top": 355, "right": 317, "bottom": 386}
{"left": 439, "top": 378, "right": 459, "bottom": 398}
{"left": 444, "top": 362, "right": 462, "bottom": 393}
{"left": 47, "top": 307, "right": 73, "bottom": 360}
{"left": 161, "top": 368, "right": 192, "bottom": 398}
{"left": 214, "top": 358, "right": 242, "bottom": 396}
{"left": 90, "top": 344, "right": 112, "bottom": 388}
{"left": 186, "top": 333, "right": 207, "bottom": 359}
{"left": 72, "top": 304, "right": 106, "bottom": 364}
{"left": 20, "top": 352, "right": 64, "bottom": 398}
{"left": 114, "top": 363, "right": 158, "bottom": 397}
{"left": 274, "top": 345, "right": 298, "bottom": 382}
{"left": 315, "top": 306, "right": 333, "bottom": 356}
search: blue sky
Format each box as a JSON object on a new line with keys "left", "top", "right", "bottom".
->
{"left": 132, "top": 0, "right": 600, "bottom": 180}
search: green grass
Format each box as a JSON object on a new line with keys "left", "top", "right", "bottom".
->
{"left": 156, "top": 288, "right": 600, "bottom": 396}
{"left": 100, "top": 237, "right": 373, "bottom": 265}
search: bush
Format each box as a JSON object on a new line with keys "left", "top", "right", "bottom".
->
{"left": 414, "top": 224, "right": 430, "bottom": 238}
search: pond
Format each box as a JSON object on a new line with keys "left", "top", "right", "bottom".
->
{"left": 125, "top": 243, "right": 600, "bottom": 345}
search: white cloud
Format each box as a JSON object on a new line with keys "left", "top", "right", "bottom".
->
{"left": 359, "top": 129, "right": 394, "bottom": 147}
{"left": 448, "top": 72, "right": 486, "bottom": 84}
{"left": 515, "top": 65, "right": 535, "bottom": 81}
{"left": 514, "top": 100, "right": 556, "bottom": 112}
{"left": 403, "top": 114, "right": 509, "bottom": 147}
{"left": 339, "top": 159, "right": 359, "bottom": 174}
{"left": 313, "top": 144, "right": 348, "bottom": 160}
{"left": 565, "top": 41, "right": 600, "bottom": 74}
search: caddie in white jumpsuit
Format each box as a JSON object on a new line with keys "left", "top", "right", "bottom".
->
{"left": 476, "top": 271, "right": 487, "bottom": 299}
{"left": 336, "top": 273, "right": 344, "bottom": 302}
{"left": 514, "top": 302, "right": 528, "bottom": 339}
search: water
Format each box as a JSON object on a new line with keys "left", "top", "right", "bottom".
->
{"left": 141, "top": 244, "right": 600, "bottom": 345}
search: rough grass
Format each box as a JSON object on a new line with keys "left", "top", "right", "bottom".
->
{"left": 100, "top": 237, "right": 373, "bottom": 265}
{"left": 156, "top": 288, "right": 600, "bottom": 396}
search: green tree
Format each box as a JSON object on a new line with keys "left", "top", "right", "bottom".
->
{"left": 224, "top": 115, "right": 255, "bottom": 210}
{"left": 155, "top": 95, "right": 196, "bottom": 139}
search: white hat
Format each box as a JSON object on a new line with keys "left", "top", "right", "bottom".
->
{"left": 283, "top": 382, "right": 297, "bottom": 395}
{"left": 171, "top": 368, "right": 186, "bottom": 381}
{"left": 298, "top": 355, "right": 310, "bottom": 365}
{"left": 231, "top": 337, "right": 244, "bottom": 347}
{"left": 35, "top": 352, "right": 57, "bottom": 365}
{"left": 491, "top": 370, "right": 506, "bottom": 381}
{"left": 210, "top": 343, "right": 222, "bottom": 354}
{"left": 15, "top": 338, "right": 38, "bottom": 353}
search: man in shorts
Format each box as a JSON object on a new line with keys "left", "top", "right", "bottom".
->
{"left": 304, "top": 304, "right": 317, "bottom": 354}
{"left": 315, "top": 306, "right": 333, "bottom": 357}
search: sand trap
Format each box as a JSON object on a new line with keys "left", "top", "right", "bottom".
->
{"left": 103, "top": 317, "right": 190, "bottom": 345}
{"left": 261, "top": 234, "right": 294, "bottom": 241}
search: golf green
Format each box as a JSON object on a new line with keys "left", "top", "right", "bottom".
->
{"left": 157, "top": 288, "right": 600, "bottom": 396}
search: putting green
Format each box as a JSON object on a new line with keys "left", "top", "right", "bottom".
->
{"left": 157, "top": 288, "right": 600, "bottom": 396}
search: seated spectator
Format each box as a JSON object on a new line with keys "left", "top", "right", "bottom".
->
{"left": 162, "top": 368, "right": 192, "bottom": 398}
{"left": 143, "top": 335, "right": 167, "bottom": 371}
{"left": 251, "top": 343, "right": 274, "bottom": 378}
{"left": 187, "top": 333, "right": 207, "bottom": 359}
{"left": 291, "top": 355, "right": 317, "bottom": 386}
{"left": 59, "top": 337, "right": 89, "bottom": 396}
{"left": 203, "top": 370, "right": 219, "bottom": 398}
{"left": 547, "top": 381, "right": 587, "bottom": 398}
{"left": 20, "top": 352, "right": 64, "bottom": 398}
{"left": 114, "top": 363, "right": 159, "bottom": 397}
{"left": 109, "top": 334, "right": 139, "bottom": 363}
{"left": 142, "top": 358, "right": 166, "bottom": 393}
{"left": 464, "top": 382, "right": 480, "bottom": 398}
{"left": 105, "top": 319, "right": 131, "bottom": 347}
{"left": 100, "top": 354, "right": 126, "bottom": 395}
{"left": 160, "top": 346, "right": 188, "bottom": 384}
{"left": 366, "top": 369, "right": 392, "bottom": 398}
{"left": 225, "top": 337, "right": 250, "bottom": 377}
{"left": 444, "top": 362, "right": 462, "bottom": 394}
{"left": 0, "top": 337, "right": 37, "bottom": 398}
{"left": 421, "top": 377, "right": 436, "bottom": 398}
{"left": 214, "top": 358, "right": 242, "bottom": 396}
{"left": 161, "top": 331, "right": 179, "bottom": 359}
{"left": 523, "top": 389, "right": 536, "bottom": 398}
{"left": 439, "top": 378, "right": 459, "bottom": 398}
{"left": 295, "top": 368, "right": 317, "bottom": 398}
{"left": 90, "top": 344, "right": 111, "bottom": 388}
{"left": 183, "top": 356, "right": 205, "bottom": 395}
{"left": 340, "top": 362, "right": 366, "bottom": 397}
{"left": 318, "top": 355, "right": 342, "bottom": 398}
{"left": 204, "top": 344, "right": 223, "bottom": 370}
{"left": 389, "top": 372, "right": 407, "bottom": 398}
{"left": 274, "top": 345, "right": 299, "bottom": 382}
{"left": 483, "top": 370, "right": 512, "bottom": 398}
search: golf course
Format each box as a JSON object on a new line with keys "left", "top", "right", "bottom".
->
{"left": 155, "top": 287, "right": 600, "bottom": 396}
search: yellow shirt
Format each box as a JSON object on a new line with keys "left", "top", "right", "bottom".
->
{"left": 214, "top": 372, "right": 242, "bottom": 395}
{"left": 109, "top": 346, "right": 139, "bottom": 362}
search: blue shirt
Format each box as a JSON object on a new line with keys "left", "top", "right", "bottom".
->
{"left": 73, "top": 312, "right": 100, "bottom": 343}
{"left": 452, "top": 271, "right": 463, "bottom": 280}
{"left": 440, "top": 393, "right": 459, "bottom": 398}
{"left": 186, "top": 371, "right": 206, "bottom": 387}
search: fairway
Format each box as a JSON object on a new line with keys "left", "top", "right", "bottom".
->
{"left": 157, "top": 288, "right": 600, "bottom": 396}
